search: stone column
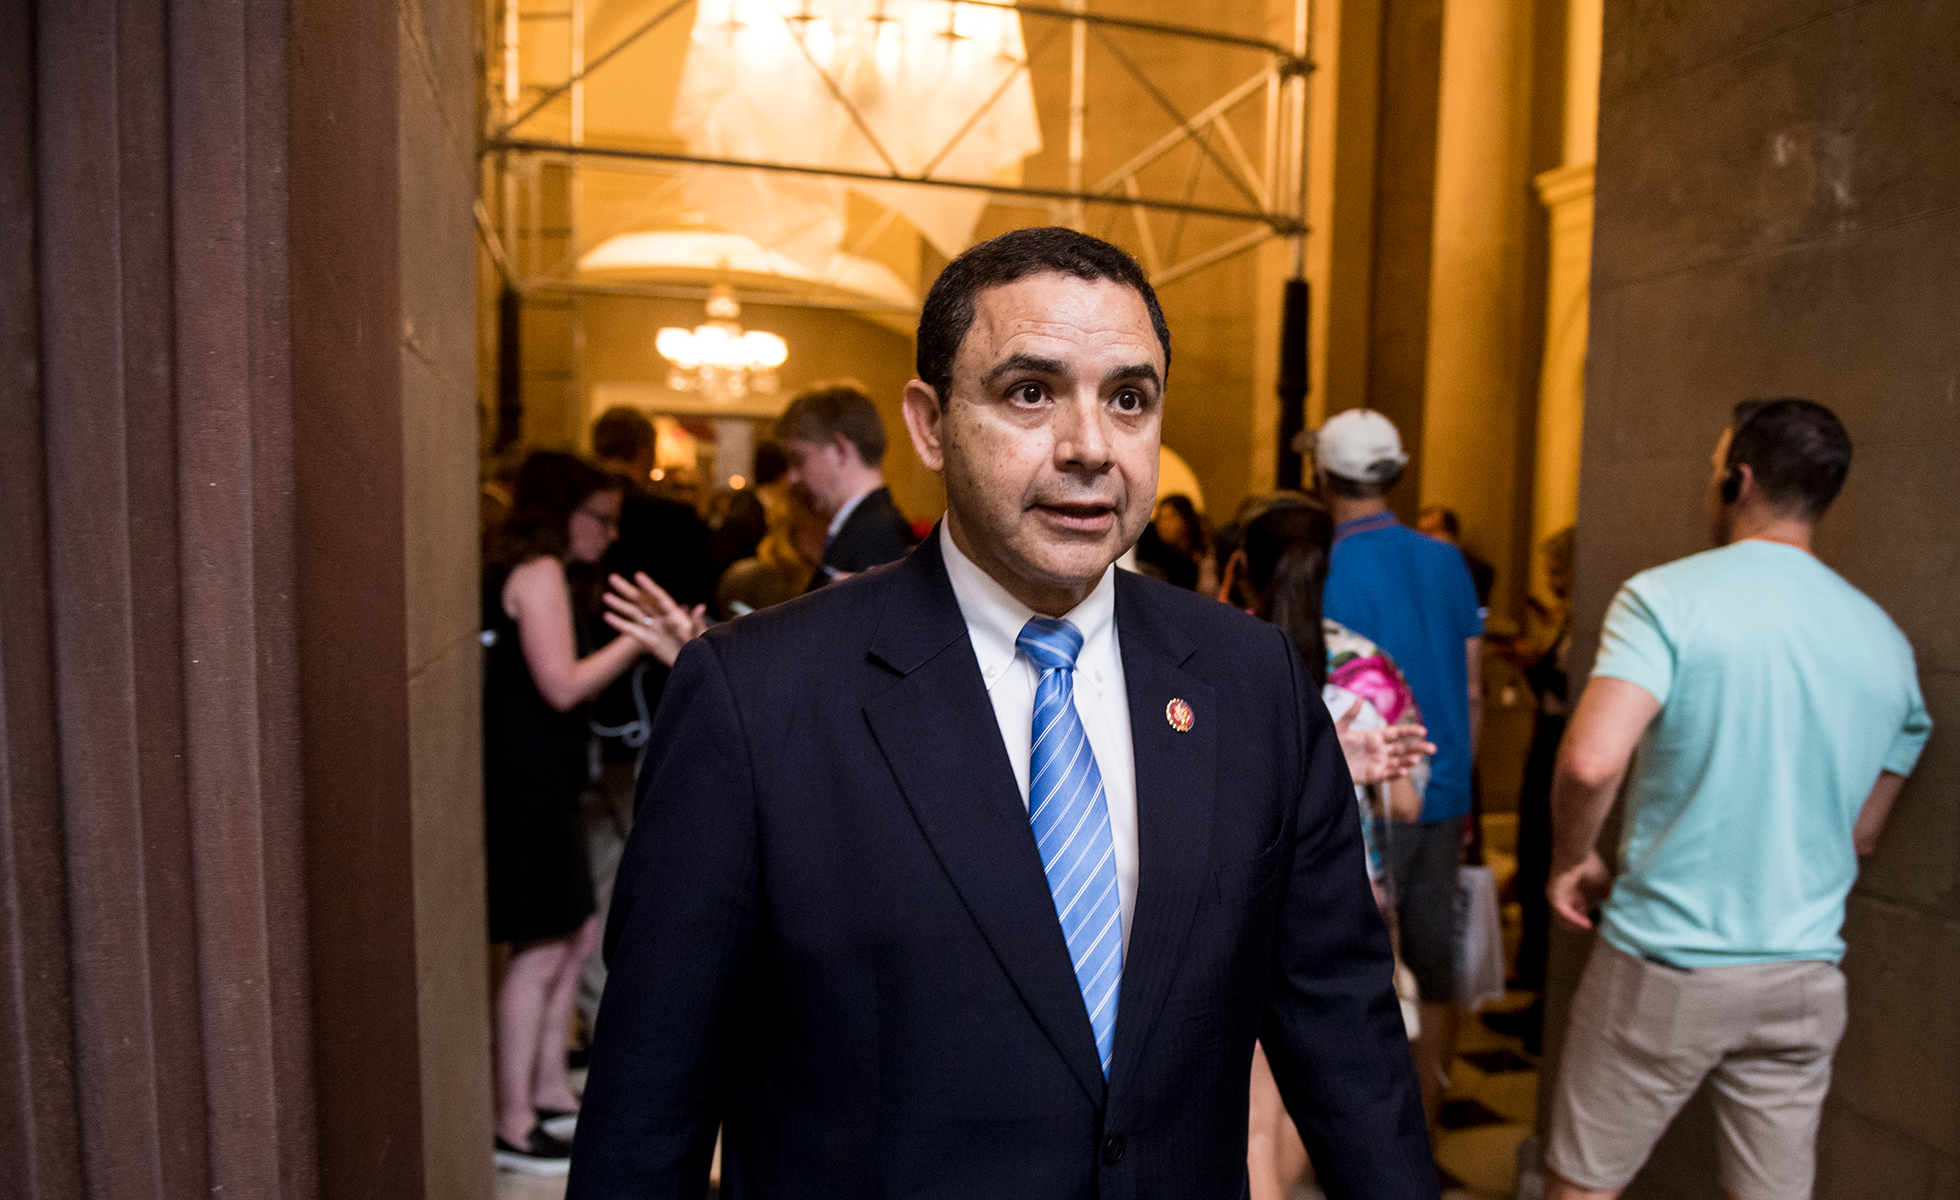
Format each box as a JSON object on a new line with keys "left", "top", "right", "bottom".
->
{"left": 398, "top": 0, "right": 499, "bottom": 1195}
{"left": 1527, "top": 0, "right": 1601, "bottom": 591}
{"left": 14, "top": 3, "right": 321, "bottom": 1195}
{"left": 1361, "top": 0, "right": 1448, "bottom": 516}
{"left": 0, "top": 1, "right": 487, "bottom": 1197}
{"left": 1417, "top": 0, "right": 1537, "bottom": 616}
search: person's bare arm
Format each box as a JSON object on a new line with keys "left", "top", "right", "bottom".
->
{"left": 1853, "top": 771, "right": 1908, "bottom": 857}
{"left": 1384, "top": 776, "right": 1423, "bottom": 823}
{"left": 1465, "top": 637, "right": 1484, "bottom": 755}
{"left": 1546, "top": 677, "right": 1662, "bottom": 930}
{"left": 506, "top": 557, "right": 645, "bottom": 712}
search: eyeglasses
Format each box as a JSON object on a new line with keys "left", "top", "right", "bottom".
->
{"left": 576, "top": 505, "right": 621, "bottom": 532}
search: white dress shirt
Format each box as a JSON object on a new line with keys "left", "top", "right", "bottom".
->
{"left": 939, "top": 523, "right": 1139, "bottom": 954}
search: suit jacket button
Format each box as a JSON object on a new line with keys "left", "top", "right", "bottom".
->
{"left": 1102, "top": 1134, "right": 1126, "bottom": 1165}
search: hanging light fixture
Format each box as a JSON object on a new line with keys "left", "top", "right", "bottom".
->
{"left": 670, "top": 0, "right": 1041, "bottom": 267}
{"left": 655, "top": 284, "right": 789, "bottom": 402}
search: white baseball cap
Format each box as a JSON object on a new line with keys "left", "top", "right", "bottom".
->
{"left": 1314, "top": 409, "right": 1409, "bottom": 483}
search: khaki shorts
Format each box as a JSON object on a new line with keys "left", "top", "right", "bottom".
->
{"left": 1547, "top": 940, "right": 1847, "bottom": 1200}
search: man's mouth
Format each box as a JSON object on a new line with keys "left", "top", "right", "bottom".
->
{"left": 1033, "top": 501, "right": 1118, "bottom": 532}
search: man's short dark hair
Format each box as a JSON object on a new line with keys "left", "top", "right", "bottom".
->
{"left": 915, "top": 226, "right": 1171, "bottom": 406}
{"left": 1420, "top": 505, "right": 1461, "bottom": 538}
{"left": 1322, "top": 468, "right": 1403, "bottom": 501}
{"left": 1727, "top": 398, "right": 1852, "bottom": 518}
{"left": 775, "top": 381, "right": 888, "bottom": 466}
{"left": 592, "top": 406, "right": 655, "bottom": 462}
{"left": 752, "top": 440, "right": 788, "bottom": 487}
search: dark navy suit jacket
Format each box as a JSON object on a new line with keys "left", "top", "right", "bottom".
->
{"left": 568, "top": 530, "right": 1436, "bottom": 1200}
{"left": 807, "top": 485, "right": 919, "bottom": 591}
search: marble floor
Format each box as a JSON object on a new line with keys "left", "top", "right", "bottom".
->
{"left": 1431, "top": 991, "right": 1540, "bottom": 1200}
{"left": 495, "top": 1159, "right": 576, "bottom": 1200}
{"left": 1429, "top": 811, "right": 1540, "bottom": 1200}
{"left": 1278, "top": 990, "right": 1542, "bottom": 1200}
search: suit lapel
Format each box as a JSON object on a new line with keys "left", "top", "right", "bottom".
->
{"left": 1107, "top": 575, "right": 1217, "bottom": 1096}
{"left": 860, "top": 535, "right": 1110, "bottom": 1106}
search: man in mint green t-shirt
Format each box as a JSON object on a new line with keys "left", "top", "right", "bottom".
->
{"left": 1542, "top": 400, "right": 1931, "bottom": 1200}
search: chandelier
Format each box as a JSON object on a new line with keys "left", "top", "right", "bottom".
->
{"left": 655, "top": 285, "right": 789, "bottom": 402}
{"left": 671, "top": 0, "right": 1041, "bottom": 266}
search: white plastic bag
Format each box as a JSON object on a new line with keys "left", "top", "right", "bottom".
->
{"left": 1394, "top": 959, "right": 1422, "bottom": 1040}
{"left": 1453, "top": 863, "right": 1506, "bottom": 1012}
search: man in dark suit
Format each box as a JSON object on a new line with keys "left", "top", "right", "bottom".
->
{"left": 579, "top": 407, "right": 716, "bottom": 1034}
{"left": 775, "top": 381, "right": 919, "bottom": 589}
{"left": 569, "top": 228, "right": 1436, "bottom": 1199}
{"left": 592, "top": 406, "right": 717, "bottom": 610}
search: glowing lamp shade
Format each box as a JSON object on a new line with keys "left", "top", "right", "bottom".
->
{"left": 744, "top": 331, "right": 788, "bottom": 369}
{"left": 656, "top": 326, "right": 701, "bottom": 367}
{"left": 691, "top": 323, "right": 734, "bottom": 364}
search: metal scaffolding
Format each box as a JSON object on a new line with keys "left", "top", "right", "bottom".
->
{"left": 481, "top": 0, "right": 1316, "bottom": 467}
{"left": 479, "top": 0, "right": 1313, "bottom": 302}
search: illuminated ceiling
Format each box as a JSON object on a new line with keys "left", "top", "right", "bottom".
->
{"left": 482, "top": 0, "right": 1312, "bottom": 315}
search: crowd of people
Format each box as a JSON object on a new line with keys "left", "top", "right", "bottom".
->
{"left": 480, "top": 450, "right": 706, "bottom": 1167}
{"left": 478, "top": 227, "right": 1930, "bottom": 1200}
{"left": 479, "top": 382, "right": 932, "bottom": 1172}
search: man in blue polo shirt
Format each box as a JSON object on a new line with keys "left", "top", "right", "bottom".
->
{"left": 1316, "top": 408, "right": 1483, "bottom": 1129}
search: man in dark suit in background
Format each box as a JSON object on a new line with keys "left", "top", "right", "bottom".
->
{"left": 569, "top": 228, "right": 1435, "bottom": 1199}
{"left": 775, "top": 381, "right": 919, "bottom": 589}
{"left": 579, "top": 407, "right": 714, "bottom": 1035}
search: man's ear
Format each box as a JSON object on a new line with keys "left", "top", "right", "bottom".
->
{"left": 1217, "top": 548, "right": 1246, "bottom": 605}
{"left": 901, "top": 380, "right": 945, "bottom": 472}
{"left": 1732, "top": 462, "right": 1756, "bottom": 504}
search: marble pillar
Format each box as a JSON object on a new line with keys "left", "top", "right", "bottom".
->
{"left": 1526, "top": 0, "right": 1601, "bottom": 596}
{"left": 1417, "top": 0, "right": 1537, "bottom": 617}
{"left": 1, "top": 2, "right": 489, "bottom": 1196}
{"left": 1529, "top": 161, "right": 1592, "bottom": 562}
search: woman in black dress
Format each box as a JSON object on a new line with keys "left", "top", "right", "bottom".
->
{"left": 484, "top": 451, "right": 703, "bottom": 1173}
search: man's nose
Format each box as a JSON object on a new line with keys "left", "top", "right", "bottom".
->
{"left": 1053, "top": 391, "right": 1112, "bottom": 469}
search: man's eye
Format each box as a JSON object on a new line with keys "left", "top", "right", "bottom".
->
{"left": 1112, "top": 389, "right": 1145, "bottom": 413}
{"left": 1012, "top": 384, "right": 1046, "bottom": 405}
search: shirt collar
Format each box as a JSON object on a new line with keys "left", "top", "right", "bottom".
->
{"left": 826, "top": 485, "right": 878, "bottom": 541}
{"left": 1332, "top": 509, "right": 1398, "bottom": 546}
{"left": 939, "top": 521, "right": 1116, "bottom": 694}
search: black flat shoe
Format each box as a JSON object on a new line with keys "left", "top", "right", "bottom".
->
{"left": 495, "top": 1126, "right": 573, "bottom": 1175}
{"left": 537, "top": 1105, "right": 578, "bottom": 1139}
{"left": 1481, "top": 998, "right": 1543, "bottom": 1054}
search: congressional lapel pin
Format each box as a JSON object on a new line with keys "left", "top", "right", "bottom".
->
{"left": 1165, "top": 698, "right": 1194, "bottom": 733}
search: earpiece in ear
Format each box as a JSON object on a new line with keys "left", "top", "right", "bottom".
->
{"left": 1720, "top": 402, "right": 1772, "bottom": 507}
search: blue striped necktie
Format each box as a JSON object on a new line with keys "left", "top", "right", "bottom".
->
{"left": 1017, "top": 617, "right": 1123, "bottom": 1076}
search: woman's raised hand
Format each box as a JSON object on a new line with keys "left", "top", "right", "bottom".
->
{"left": 603, "top": 571, "right": 708, "bottom": 666}
{"left": 1335, "top": 706, "right": 1436, "bottom": 786}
